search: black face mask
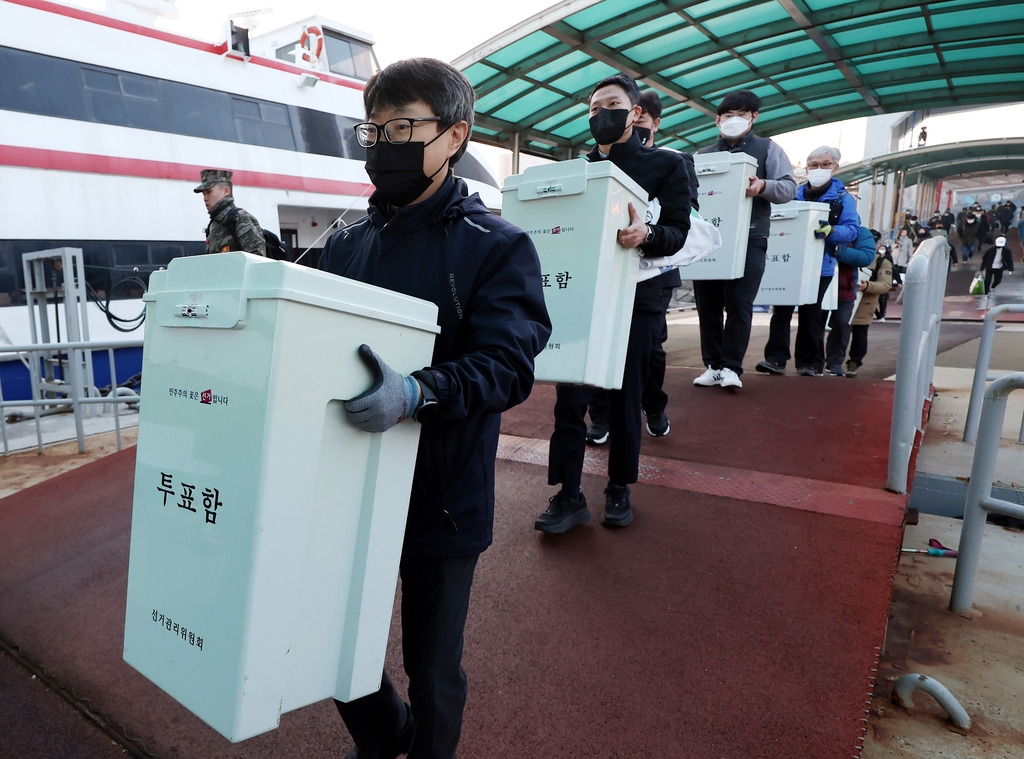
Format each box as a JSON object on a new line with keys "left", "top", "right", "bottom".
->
{"left": 365, "top": 125, "right": 454, "bottom": 207}
{"left": 589, "top": 108, "right": 632, "bottom": 145}
{"left": 634, "top": 126, "right": 652, "bottom": 146}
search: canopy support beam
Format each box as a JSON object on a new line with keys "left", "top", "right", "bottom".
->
{"left": 776, "top": 0, "right": 885, "bottom": 115}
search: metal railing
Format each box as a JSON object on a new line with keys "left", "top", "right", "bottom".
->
{"left": 0, "top": 340, "right": 143, "bottom": 456}
{"left": 963, "top": 304, "right": 1024, "bottom": 444}
{"left": 887, "top": 237, "right": 950, "bottom": 494}
{"left": 949, "top": 372, "right": 1024, "bottom": 613}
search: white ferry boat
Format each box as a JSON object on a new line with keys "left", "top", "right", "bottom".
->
{"left": 0, "top": 0, "right": 501, "bottom": 303}
{"left": 0, "top": 0, "right": 501, "bottom": 400}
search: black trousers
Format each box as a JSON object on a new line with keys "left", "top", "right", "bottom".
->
{"left": 335, "top": 553, "right": 479, "bottom": 759}
{"left": 550, "top": 310, "right": 663, "bottom": 490}
{"left": 984, "top": 268, "right": 1004, "bottom": 293}
{"left": 875, "top": 292, "right": 889, "bottom": 319}
{"left": 764, "top": 275, "right": 833, "bottom": 372}
{"left": 588, "top": 307, "right": 670, "bottom": 427}
{"left": 825, "top": 300, "right": 855, "bottom": 371}
{"left": 850, "top": 324, "right": 869, "bottom": 364}
{"left": 642, "top": 308, "right": 670, "bottom": 416}
{"left": 692, "top": 237, "right": 768, "bottom": 375}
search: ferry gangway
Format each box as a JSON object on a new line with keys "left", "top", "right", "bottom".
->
{"left": 887, "top": 236, "right": 950, "bottom": 494}
{"left": 0, "top": 339, "right": 142, "bottom": 456}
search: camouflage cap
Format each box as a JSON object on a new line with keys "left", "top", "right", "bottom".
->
{"left": 194, "top": 169, "right": 233, "bottom": 193}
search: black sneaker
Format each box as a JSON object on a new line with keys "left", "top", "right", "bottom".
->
{"left": 645, "top": 412, "right": 670, "bottom": 437}
{"left": 755, "top": 360, "right": 786, "bottom": 375}
{"left": 534, "top": 491, "right": 590, "bottom": 534}
{"left": 602, "top": 484, "right": 633, "bottom": 527}
{"left": 797, "top": 366, "right": 823, "bottom": 377}
{"left": 343, "top": 710, "right": 414, "bottom": 759}
{"left": 586, "top": 424, "right": 609, "bottom": 445}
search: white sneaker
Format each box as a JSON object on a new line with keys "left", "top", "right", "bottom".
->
{"left": 719, "top": 368, "right": 743, "bottom": 388}
{"left": 693, "top": 366, "right": 721, "bottom": 387}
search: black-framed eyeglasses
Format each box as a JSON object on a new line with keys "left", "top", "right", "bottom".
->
{"left": 354, "top": 117, "right": 443, "bottom": 148}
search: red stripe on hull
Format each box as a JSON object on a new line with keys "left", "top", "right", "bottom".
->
{"left": 0, "top": 144, "right": 373, "bottom": 197}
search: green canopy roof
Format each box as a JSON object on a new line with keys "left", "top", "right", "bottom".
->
{"left": 454, "top": 0, "right": 1024, "bottom": 158}
{"left": 834, "top": 138, "right": 1024, "bottom": 187}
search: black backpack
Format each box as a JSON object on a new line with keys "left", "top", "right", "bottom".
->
{"left": 225, "top": 207, "right": 291, "bottom": 261}
{"left": 827, "top": 190, "right": 847, "bottom": 227}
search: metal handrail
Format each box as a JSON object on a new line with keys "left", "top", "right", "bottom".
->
{"left": 887, "top": 237, "right": 950, "bottom": 494}
{"left": 949, "top": 373, "right": 1024, "bottom": 613}
{"left": 0, "top": 339, "right": 143, "bottom": 455}
{"left": 963, "top": 304, "right": 1024, "bottom": 443}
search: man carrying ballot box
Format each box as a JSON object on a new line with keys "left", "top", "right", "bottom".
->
{"left": 692, "top": 90, "right": 797, "bottom": 389}
{"left": 318, "top": 58, "right": 551, "bottom": 759}
{"left": 536, "top": 74, "right": 697, "bottom": 534}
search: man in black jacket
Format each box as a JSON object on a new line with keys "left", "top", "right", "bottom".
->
{"left": 536, "top": 74, "right": 696, "bottom": 534}
{"left": 587, "top": 89, "right": 676, "bottom": 444}
{"left": 318, "top": 58, "right": 551, "bottom": 759}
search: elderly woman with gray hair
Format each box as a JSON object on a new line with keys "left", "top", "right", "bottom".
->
{"left": 757, "top": 145, "right": 863, "bottom": 377}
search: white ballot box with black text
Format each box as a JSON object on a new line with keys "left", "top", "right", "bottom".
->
{"left": 501, "top": 159, "right": 646, "bottom": 389}
{"left": 123, "top": 252, "right": 439, "bottom": 743}
{"left": 754, "top": 201, "right": 830, "bottom": 306}
{"left": 683, "top": 152, "right": 757, "bottom": 280}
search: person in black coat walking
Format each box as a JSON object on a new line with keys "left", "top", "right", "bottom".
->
{"left": 537, "top": 74, "right": 696, "bottom": 534}
{"left": 981, "top": 235, "right": 1015, "bottom": 293}
{"left": 318, "top": 58, "right": 550, "bottom": 759}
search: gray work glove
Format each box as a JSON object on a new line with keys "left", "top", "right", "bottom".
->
{"left": 344, "top": 344, "right": 420, "bottom": 433}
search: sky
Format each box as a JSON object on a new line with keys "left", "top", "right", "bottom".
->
{"left": 71, "top": 1, "right": 1024, "bottom": 184}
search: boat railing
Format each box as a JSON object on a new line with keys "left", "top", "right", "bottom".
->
{"left": 887, "top": 236, "right": 950, "bottom": 494}
{"left": 950, "top": 372, "right": 1024, "bottom": 613}
{"left": 0, "top": 339, "right": 143, "bottom": 456}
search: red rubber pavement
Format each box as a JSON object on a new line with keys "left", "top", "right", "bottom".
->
{"left": 10, "top": 228, "right": 987, "bottom": 757}
{"left": 1, "top": 439, "right": 903, "bottom": 758}
{"left": 503, "top": 369, "right": 895, "bottom": 490}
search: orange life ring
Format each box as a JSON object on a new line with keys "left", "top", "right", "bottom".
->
{"left": 298, "top": 25, "right": 324, "bottom": 63}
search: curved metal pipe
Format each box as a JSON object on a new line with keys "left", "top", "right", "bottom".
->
{"left": 892, "top": 673, "right": 971, "bottom": 730}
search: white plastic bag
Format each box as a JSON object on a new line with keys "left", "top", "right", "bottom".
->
{"left": 637, "top": 201, "right": 722, "bottom": 283}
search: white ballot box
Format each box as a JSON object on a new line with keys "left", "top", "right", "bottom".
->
{"left": 683, "top": 152, "right": 757, "bottom": 281}
{"left": 755, "top": 201, "right": 830, "bottom": 306}
{"left": 123, "top": 252, "right": 439, "bottom": 743}
{"left": 501, "top": 159, "right": 646, "bottom": 389}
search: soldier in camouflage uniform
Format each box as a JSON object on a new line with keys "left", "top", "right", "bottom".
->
{"left": 194, "top": 169, "right": 266, "bottom": 257}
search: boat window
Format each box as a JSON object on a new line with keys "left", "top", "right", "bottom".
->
{"left": 260, "top": 102, "right": 290, "bottom": 125}
{"left": 0, "top": 45, "right": 365, "bottom": 161}
{"left": 275, "top": 41, "right": 300, "bottom": 63}
{"left": 121, "top": 75, "right": 158, "bottom": 101}
{"left": 324, "top": 32, "right": 378, "bottom": 81}
{"left": 350, "top": 42, "right": 378, "bottom": 81}
{"left": 232, "top": 97, "right": 262, "bottom": 120}
{"left": 82, "top": 69, "right": 120, "bottom": 93}
{"left": 113, "top": 245, "right": 149, "bottom": 268}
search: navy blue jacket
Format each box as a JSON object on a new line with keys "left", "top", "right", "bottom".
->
{"left": 319, "top": 175, "right": 551, "bottom": 557}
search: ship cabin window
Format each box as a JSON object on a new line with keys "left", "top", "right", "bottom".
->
{"left": 323, "top": 32, "right": 378, "bottom": 81}
{"left": 274, "top": 41, "right": 300, "bottom": 63}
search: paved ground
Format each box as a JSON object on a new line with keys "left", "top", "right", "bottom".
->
{"left": 863, "top": 515, "right": 1024, "bottom": 758}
